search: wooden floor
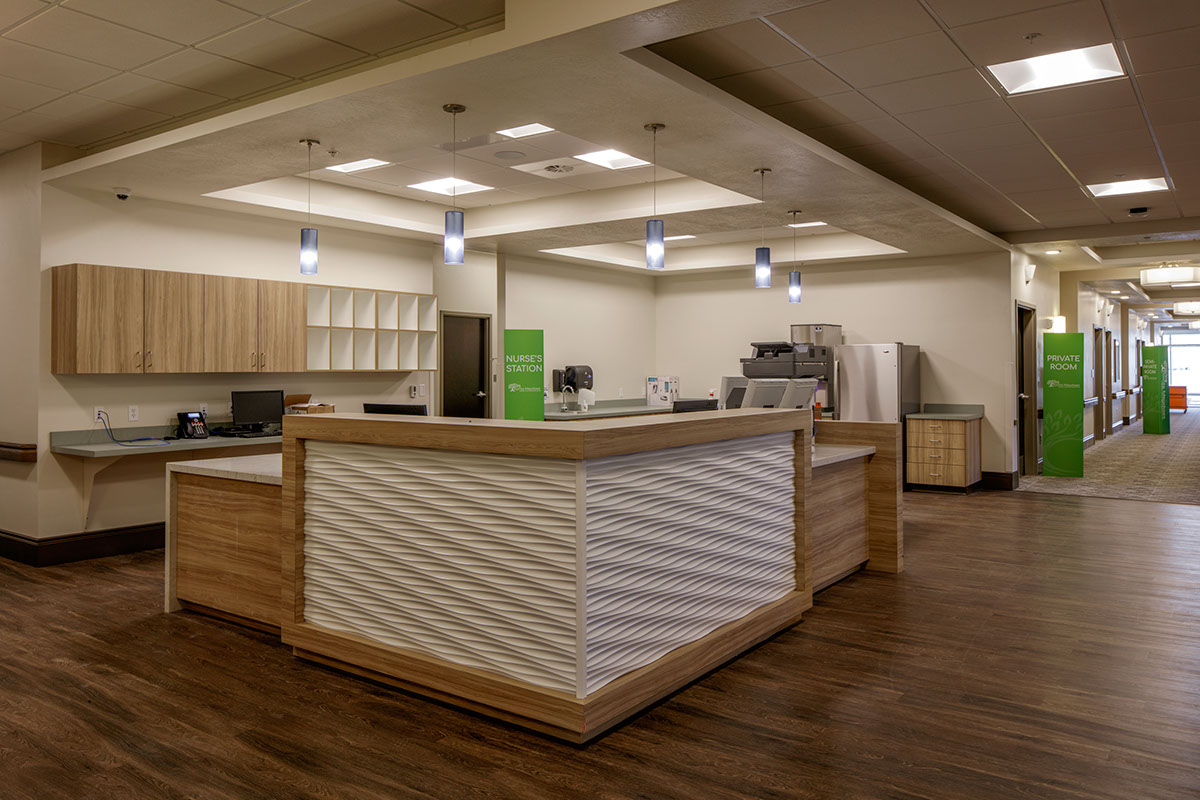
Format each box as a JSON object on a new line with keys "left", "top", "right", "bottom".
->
{"left": 2, "top": 490, "right": 1199, "bottom": 799}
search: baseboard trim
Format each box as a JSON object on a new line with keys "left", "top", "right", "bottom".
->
{"left": 0, "top": 523, "right": 164, "bottom": 567}
{"left": 982, "top": 470, "right": 1018, "bottom": 491}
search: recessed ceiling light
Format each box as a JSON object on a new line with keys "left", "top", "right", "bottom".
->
{"left": 494, "top": 150, "right": 526, "bottom": 160}
{"left": 664, "top": 234, "right": 695, "bottom": 241}
{"left": 987, "top": 43, "right": 1124, "bottom": 94}
{"left": 407, "top": 177, "right": 493, "bottom": 195}
{"left": 574, "top": 149, "right": 649, "bottom": 170}
{"left": 1086, "top": 177, "right": 1170, "bottom": 197}
{"left": 495, "top": 123, "right": 554, "bottom": 138}
{"left": 1175, "top": 282, "right": 1200, "bottom": 287}
{"left": 326, "top": 158, "right": 389, "bottom": 173}
{"left": 1120, "top": 295, "right": 1130, "bottom": 299}
{"left": 1045, "top": 249, "right": 1061, "bottom": 255}
{"left": 786, "top": 221, "right": 827, "bottom": 228}
{"left": 1110, "top": 290, "right": 1120, "bottom": 294}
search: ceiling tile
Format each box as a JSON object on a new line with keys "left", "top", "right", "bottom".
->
{"left": 0, "top": 109, "right": 124, "bottom": 145}
{"left": 218, "top": 0, "right": 295, "bottom": 13}
{"left": 1153, "top": 119, "right": 1200, "bottom": 162}
{"left": 35, "top": 92, "right": 170, "bottom": 131}
{"left": 763, "top": 92, "right": 887, "bottom": 129}
{"left": 1045, "top": 127, "right": 1155, "bottom": 158}
{"left": 0, "top": 130, "right": 37, "bottom": 153}
{"left": 765, "top": 0, "right": 938, "bottom": 57}
{"left": 711, "top": 67, "right": 817, "bottom": 108}
{"left": 0, "top": 104, "right": 21, "bottom": 122}
{"left": 948, "top": 0, "right": 1115, "bottom": 66}
{"left": 923, "top": 0, "right": 1075, "bottom": 28}
{"left": 271, "top": 0, "right": 454, "bottom": 55}
{"left": 927, "top": 122, "right": 1040, "bottom": 154}
{"left": 804, "top": 116, "right": 915, "bottom": 149}
{"left": 649, "top": 20, "right": 805, "bottom": 81}
{"left": 331, "top": 163, "right": 437, "bottom": 187}
{"left": 1092, "top": 198, "right": 1180, "bottom": 220}
{"left": 402, "top": 0, "right": 504, "bottom": 27}
{"left": 1027, "top": 105, "right": 1147, "bottom": 141}
{"left": 504, "top": 181, "right": 578, "bottom": 199}
{"left": 135, "top": 47, "right": 292, "bottom": 97}
{"left": 1108, "top": 0, "right": 1200, "bottom": 39}
{"left": 1145, "top": 96, "right": 1200, "bottom": 126}
{"left": 837, "top": 137, "right": 943, "bottom": 165}
{"left": 896, "top": 98, "right": 1019, "bottom": 136}
{"left": 1124, "top": 25, "right": 1200, "bottom": 75}
{"left": 1168, "top": 160, "right": 1200, "bottom": 190}
{"left": 953, "top": 144, "right": 1077, "bottom": 191}
{"left": 80, "top": 72, "right": 225, "bottom": 116}
{"left": 0, "top": 37, "right": 118, "bottom": 90}
{"left": 6, "top": 6, "right": 180, "bottom": 70}
{"left": 1069, "top": 157, "right": 1165, "bottom": 185}
{"left": 61, "top": 0, "right": 256, "bottom": 44}
{"left": 513, "top": 130, "right": 604, "bottom": 159}
{"left": 1137, "top": 64, "right": 1200, "bottom": 104}
{"left": 455, "top": 139, "right": 556, "bottom": 167}
{"left": 823, "top": 31, "right": 972, "bottom": 89}
{"left": 197, "top": 18, "right": 365, "bottom": 78}
{"left": 556, "top": 168, "right": 652, "bottom": 191}
{"left": 0, "top": 0, "right": 46, "bottom": 30}
{"left": 861, "top": 68, "right": 997, "bottom": 115}
{"left": 873, "top": 155, "right": 961, "bottom": 179}
{"left": 771, "top": 59, "right": 854, "bottom": 97}
{"left": 0, "top": 73, "right": 64, "bottom": 109}
{"left": 1032, "top": 208, "right": 1111, "bottom": 226}
{"left": 1006, "top": 78, "right": 1136, "bottom": 119}
{"left": 1006, "top": 186, "right": 1096, "bottom": 212}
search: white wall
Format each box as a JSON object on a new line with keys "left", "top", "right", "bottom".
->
{"left": 0, "top": 145, "right": 43, "bottom": 536}
{"left": 505, "top": 255, "right": 656, "bottom": 403}
{"left": 655, "top": 253, "right": 1015, "bottom": 473}
{"left": 1010, "top": 252, "right": 1061, "bottom": 470}
{"left": 433, "top": 247, "right": 501, "bottom": 417}
{"left": 35, "top": 187, "right": 442, "bottom": 537}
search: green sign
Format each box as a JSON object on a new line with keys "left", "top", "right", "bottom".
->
{"left": 1143, "top": 345, "right": 1169, "bottom": 435}
{"left": 503, "top": 329, "right": 544, "bottom": 421}
{"left": 1043, "top": 332, "right": 1085, "bottom": 477}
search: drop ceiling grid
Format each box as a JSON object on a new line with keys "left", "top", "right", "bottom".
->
{"left": 650, "top": 1, "right": 1200, "bottom": 234}
{"left": 0, "top": 0, "right": 502, "bottom": 156}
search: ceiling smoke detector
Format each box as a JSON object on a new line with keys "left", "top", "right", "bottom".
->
{"left": 544, "top": 164, "right": 575, "bottom": 174}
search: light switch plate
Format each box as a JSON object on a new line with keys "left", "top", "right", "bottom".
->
{"left": 419, "top": 383, "right": 426, "bottom": 397}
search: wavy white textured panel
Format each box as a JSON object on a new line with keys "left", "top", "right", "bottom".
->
{"left": 583, "top": 432, "right": 795, "bottom": 693}
{"left": 303, "top": 441, "right": 579, "bottom": 693}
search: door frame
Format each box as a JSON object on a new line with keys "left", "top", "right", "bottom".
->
{"left": 1015, "top": 301, "right": 1038, "bottom": 475}
{"left": 1092, "top": 324, "right": 1105, "bottom": 442}
{"left": 436, "top": 311, "right": 493, "bottom": 418}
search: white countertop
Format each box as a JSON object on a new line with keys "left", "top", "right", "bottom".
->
{"left": 167, "top": 453, "right": 282, "bottom": 485}
{"left": 812, "top": 443, "right": 875, "bottom": 468}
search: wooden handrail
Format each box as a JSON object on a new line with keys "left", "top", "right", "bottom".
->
{"left": 0, "top": 442, "right": 37, "bottom": 462}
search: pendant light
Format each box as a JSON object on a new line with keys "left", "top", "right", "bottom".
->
{"left": 788, "top": 210, "right": 802, "bottom": 304}
{"left": 645, "top": 122, "right": 665, "bottom": 270}
{"left": 443, "top": 103, "right": 466, "bottom": 265}
{"left": 753, "top": 168, "right": 771, "bottom": 288}
{"left": 299, "top": 138, "right": 319, "bottom": 275}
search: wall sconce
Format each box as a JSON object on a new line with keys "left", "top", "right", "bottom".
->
{"left": 1047, "top": 316, "right": 1067, "bottom": 333}
{"left": 1105, "top": 299, "right": 1115, "bottom": 316}
{"left": 1024, "top": 263, "right": 1037, "bottom": 284}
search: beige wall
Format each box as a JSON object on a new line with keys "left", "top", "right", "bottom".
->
{"left": 505, "top": 255, "right": 656, "bottom": 403}
{"left": 433, "top": 248, "right": 501, "bottom": 417}
{"left": 0, "top": 145, "right": 43, "bottom": 536}
{"left": 655, "top": 253, "right": 1016, "bottom": 473}
{"left": 33, "top": 187, "right": 445, "bottom": 538}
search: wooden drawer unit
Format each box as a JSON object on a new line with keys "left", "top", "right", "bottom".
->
{"left": 906, "top": 416, "right": 981, "bottom": 489}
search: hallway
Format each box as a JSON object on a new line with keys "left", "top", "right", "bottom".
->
{"left": 1018, "top": 410, "right": 1200, "bottom": 505}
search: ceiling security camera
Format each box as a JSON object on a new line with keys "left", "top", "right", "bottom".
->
{"left": 114, "top": 187, "right": 131, "bottom": 201}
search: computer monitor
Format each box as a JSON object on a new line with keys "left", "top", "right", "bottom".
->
{"left": 672, "top": 399, "right": 719, "bottom": 413}
{"left": 780, "top": 378, "right": 819, "bottom": 411}
{"left": 742, "top": 378, "right": 789, "bottom": 409}
{"left": 363, "top": 403, "right": 428, "bottom": 416}
{"left": 231, "top": 390, "right": 284, "bottom": 430}
{"left": 719, "top": 376, "right": 748, "bottom": 409}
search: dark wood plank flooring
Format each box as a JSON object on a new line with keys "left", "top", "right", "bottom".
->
{"left": 2, "top": 491, "right": 1198, "bottom": 799}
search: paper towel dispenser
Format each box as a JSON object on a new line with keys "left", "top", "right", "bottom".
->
{"left": 564, "top": 365, "right": 593, "bottom": 391}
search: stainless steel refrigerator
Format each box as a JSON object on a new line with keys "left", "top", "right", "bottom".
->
{"left": 835, "top": 343, "right": 920, "bottom": 422}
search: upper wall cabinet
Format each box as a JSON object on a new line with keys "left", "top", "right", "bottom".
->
{"left": 52, "top": 264, "right": 145, "bottom": 374}
{"left": 51, "top": 264, "right": 435, "bottom": 375}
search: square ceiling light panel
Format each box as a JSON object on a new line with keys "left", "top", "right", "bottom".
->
{"left": 496, "top": 122, "right": 555, "bottom": 138}
{"left": 326, "top": 158, "right": 389, "bottom": 173}
{"left": 786, "top": 221, "right": 827, "bottom": 228}
{"left": 574, "top": 149, "right": 650, "bottom": 169}
{"left": 988, "top": 44, "right": 1124, "bottom": 95}
{"left": 1086, "top": 177, "right": 1170, "bottom": 197}
{"left": 407, "top": 177, "right": 493, "bottom": 195}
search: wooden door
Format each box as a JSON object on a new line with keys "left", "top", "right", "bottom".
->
{"left": 440, "top": 313, "right": 490, "bottom": 417}
{"left": 145, "top": 270, "right": 204, "bottom": 373}
{"left": 257, "top": 281, "right": 305, "bottom": 373}
{"left": 203, "top": 275, "right": 259, "bottom": 372}
{"left": 70, "top": 264, "right": 145, "bottom": 374}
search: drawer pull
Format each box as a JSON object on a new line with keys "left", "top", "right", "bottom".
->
{"left": 930, "top": 439, "right": 942, "bottom": 444}
{"left": 930, "top": 454, "right": 941, "bottom": 459}
{"left": 929, "top": 425, "right": 941, "bottom": 430}
{"left": 930, "top": 472, "right": 941, "bottom": 477}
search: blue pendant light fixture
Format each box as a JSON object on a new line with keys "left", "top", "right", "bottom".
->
{"left": 443, "top": 103, "right": 466, "bottom": 265}
{"left": 753, "top": 168, "right": 771, "bottom": 288}
{"left": 645, "top": 122, "right": 665, "bottom": 270}
{"left": 299, "top": 138, "right": 319, "bottom": 275}
{"left": 788, "top": 210, "right": 802, "bottom": 304}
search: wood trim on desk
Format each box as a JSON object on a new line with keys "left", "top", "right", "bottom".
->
{"left": 0, "top": 442, "right": 36, "bottom": 462}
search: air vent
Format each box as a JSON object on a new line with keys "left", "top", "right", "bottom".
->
{"left": 544, "top": 164, "right": 574, "bottom": 174}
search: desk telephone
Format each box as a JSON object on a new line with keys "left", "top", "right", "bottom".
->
{"left": 178, "top": 411, "right": 210, "bottom": 439}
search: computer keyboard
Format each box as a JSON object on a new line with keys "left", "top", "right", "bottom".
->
{"left": 236, "top": 430, "right": 277, "bottom": 438}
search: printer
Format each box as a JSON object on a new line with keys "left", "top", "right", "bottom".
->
{"left": 738, "top": 341, "right": 836, "bottom": 411}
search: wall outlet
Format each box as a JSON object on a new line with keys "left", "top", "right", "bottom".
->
{"left": 199, "top": 403, "right": 208, "bottom": 419}
{"left": 410, "top": 385, "right": 418, "bottom": 398}
{"left": 618, "top": 387, "right": 624, "bottom": 398}
{"left": 93, "top": 406, "right": 105, "bottom": 423}
{"left": 418, "top": 383, "right": 426, "bottom": 397}
{"left": 127, "top": 405, "right": 139, "bottom": 422}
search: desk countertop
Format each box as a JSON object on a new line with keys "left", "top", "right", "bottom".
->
{"left": 812, "top": 443, "right": 875, "bottom": 468}
{"left": 51, "top": 433, "right": 282, "bottom": 458}
{"left": 167, "top": 453, "right": 282, "bottom": 485}
{"left": 543, "top": 403, "right": 673, "bottom": 421}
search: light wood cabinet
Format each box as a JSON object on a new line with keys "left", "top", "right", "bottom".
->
{"left": 52, "top": 264, "right": 145, "bottom": 374}
{"left": 145, "top": 270, "right": 204, "bottom": 373}
{"left": 906, "top": 416, "right": 981, "bottom": 489}
{"left": 257, "top": 281, "right": 305, "bottom": 373}
{"left": 203, "top": 275, "right": 259, "bottom": 373}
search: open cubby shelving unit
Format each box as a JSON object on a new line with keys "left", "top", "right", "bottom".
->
{"left": 305, "top": 285, "right": 436, "bottom": 372}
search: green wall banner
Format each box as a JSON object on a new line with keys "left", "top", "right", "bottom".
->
{"left": 1042, "top": 332, "right": 1085, "bottom": 477}
{"left": 1143, "top": 345, "right": 1170, "bottom": 435}
{"left": 503, "top": 329, "right": 544, "bottom": 421}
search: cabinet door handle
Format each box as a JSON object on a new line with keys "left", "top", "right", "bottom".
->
{"left": 251, "top": 351, "right": 256, "bottom": 368}
{"left": 146, "top": 350, "right": 153, "bottom": 369}
{"left": 928, "top": 424, "right": 941, "bottom": 430}
{"left": 259, "top": 352, "right": 265, "bottom": 371}
{"left": 136, "top": 351, "right": 142, "bottom": 370}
